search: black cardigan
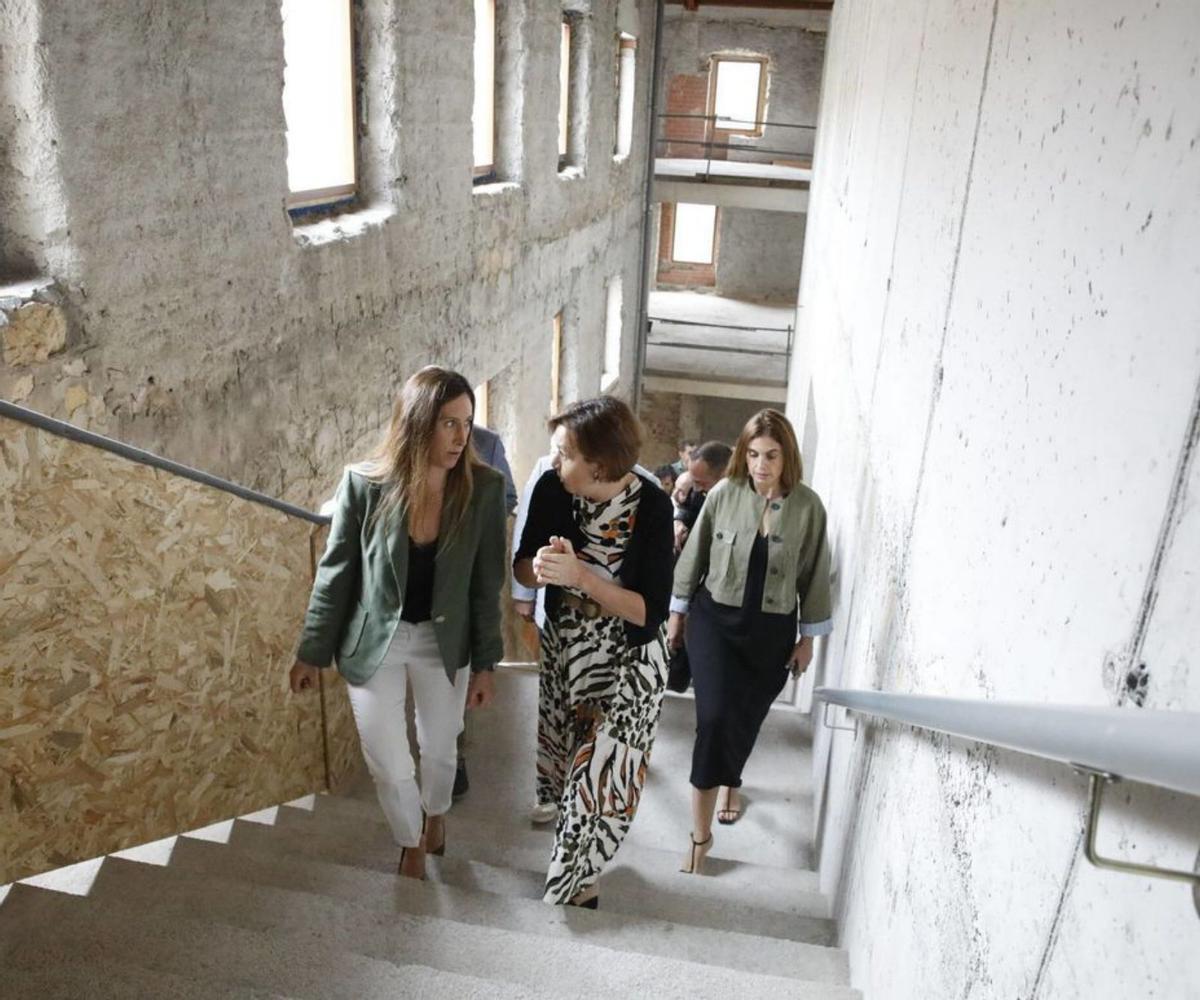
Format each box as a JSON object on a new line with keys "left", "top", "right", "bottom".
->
{"left": 514, "top": 470, "right": 674, "bottom": 646}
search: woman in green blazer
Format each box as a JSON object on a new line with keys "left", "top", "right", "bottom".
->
{"left": 290, "top": 367, "right": 507, "bottom": 880}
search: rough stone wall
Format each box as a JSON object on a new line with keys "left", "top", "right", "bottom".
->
{"left": 0, "top": 0, "right": 656, "bottom": 505}
{"left": 792, "top": 0, "right": 1200, "bottom": 997}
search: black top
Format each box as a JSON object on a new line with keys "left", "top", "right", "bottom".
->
{"left": 674, "top": 487, "right": 707, "bottom": 529}
{"left": 400, "top": 536, "right": 437, "bottom": 623}
{"left": 514, "top": 470, "right": 675, "bottom": 646}
{"left": 694, "top": 531, "right": 795, "bottom": 670}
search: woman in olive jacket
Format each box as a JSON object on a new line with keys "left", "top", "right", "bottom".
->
{"left": 669, "top": 408, "right": 832, "bottom": 875}
{"left": 290, "top": 367, "right": 507, "bottom": 880}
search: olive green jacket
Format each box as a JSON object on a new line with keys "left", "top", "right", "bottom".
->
{"left": 295, "top": 464, "right": 507, "bottom": 685}
{"left": 672, "top": 477, "right": 833, "bottom": 636}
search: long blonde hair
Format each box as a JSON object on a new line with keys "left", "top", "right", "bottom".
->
{"left": 367, "top": 366, "right": 480, "bottom": 542}
{"left": 726, "top": 409, "right": 803, "bottom": 492}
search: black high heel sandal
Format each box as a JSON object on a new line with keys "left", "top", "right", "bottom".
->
{"left": 680, "top": 832, "right": 713, "bottom": 875}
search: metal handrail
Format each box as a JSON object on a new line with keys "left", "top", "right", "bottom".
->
{"left": 655, "top": 136, "right": 811, "bottom": 160}
{"left": 0, "top": 399, "right": 330, "bottom": 525}
{"left": 657, "top": 111, "right": 817, "bottom": 131}
{"left": 815, "top": 686, "right": 1200, "bottom": 885}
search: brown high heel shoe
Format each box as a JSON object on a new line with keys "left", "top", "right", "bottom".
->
{"left": 680, "top": 832, "right": 713, "bottom": 875}
{"left": 397, "top": 845, "right": 426, "bottom": 880}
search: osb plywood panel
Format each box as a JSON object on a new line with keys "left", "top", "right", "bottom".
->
{"left": 0, "top": 418, "right": 360, "bottom": 883}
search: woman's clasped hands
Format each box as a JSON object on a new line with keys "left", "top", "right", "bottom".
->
{"left": 533, "top": 535, "right": 584, "bottom": 589}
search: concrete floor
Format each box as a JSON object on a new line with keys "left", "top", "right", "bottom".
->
{"left": 645, "top": 290, "right": 794, "bottom": 386}
{"left": 655, "top": 158, "right": 812, "bottom": 183}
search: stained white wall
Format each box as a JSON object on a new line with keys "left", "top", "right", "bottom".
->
{"left": 791, "top": 0, "right": 1200, "bottom": 996}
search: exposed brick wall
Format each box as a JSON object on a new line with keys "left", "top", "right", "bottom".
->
{"left": 663, "top": 73, "right": 709, "bottom": 158}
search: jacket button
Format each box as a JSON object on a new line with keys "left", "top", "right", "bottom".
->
{"left": 771, "top": 534, "right": 782, "bottom": 543}
{"left": 771, "top": 502, "right": 781, "bottom": 511}
{"left": 770, "top": 568, "right": 779, "bottom": 576}
{"left": 715, "top": 531, "right": 723, "bottom": 540}
{"left": 766, "top": 597, "right": 775, "bottom": 604}
{"left": 434, "top": 615, "right": 446, "bottom": 624}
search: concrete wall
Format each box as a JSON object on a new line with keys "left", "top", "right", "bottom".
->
{"left": 0, "top": 0, "right": 656, "bottom": 503}
{"left": 792, "top": 0, "right": 1200, "bottom": 997}
{"left": 715, "top": 208, "right": 805, "bottom": 300}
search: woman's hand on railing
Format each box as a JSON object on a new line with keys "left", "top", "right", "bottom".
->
{"left": 787, "top": 637, "right": 814, "bottom": 677}
{"left": 290, "top": 659, "right": 320, "bottom": 694}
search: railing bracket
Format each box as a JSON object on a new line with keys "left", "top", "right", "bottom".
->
{"left": 823, "top": 702, "right": 857, "bottom": 736}
{"left": 1073, "top": 765, "right": 1200, "bottom": 886}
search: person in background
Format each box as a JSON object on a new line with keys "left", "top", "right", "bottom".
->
{"left": 289, "top": 367, "right": 505, "bottom": 881}
{"left": 655, "top": 463, "right": 677, "bottom": 496}
{"left": 514, "top": 397, "right": 673, "bottom": 907}
{"left": 673, "top": 441, "right": 732, "bottom": 554}
{"left": 669, "top": 409, "right": 832, "bottom": 874}
{"left": 671, "top": 439, "right": 697, "bottom": 476}
{"left": 453, "top": 422, "right": 518, "bottom": 799}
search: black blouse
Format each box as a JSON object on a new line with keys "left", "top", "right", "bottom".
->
{"left": 400, "top": 537, "right": 437, "bottom": 623}
{"left": 514, "top": 470, "right": 674, "bottom": 646}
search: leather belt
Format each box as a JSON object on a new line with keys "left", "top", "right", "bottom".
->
{"left": 560, "top": 592, "right": 603, "bottom": 620}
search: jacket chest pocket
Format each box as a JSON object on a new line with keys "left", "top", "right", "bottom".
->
{"left": 708, "top": 528, "right": 738, "bottom": 579}
{"left": 339, "top": 605, "right": 369, "bottom": 658}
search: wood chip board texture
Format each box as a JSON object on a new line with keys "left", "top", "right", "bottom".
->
{"left": 0, "top": 418, "right": 360, "bottom": 884}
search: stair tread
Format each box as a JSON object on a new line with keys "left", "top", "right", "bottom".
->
{"left": 0, "top": 883, "right": 568, "bottom": 1000}
{"left": 2, "top": 873, "right": 864, "bottom": 998}
{"left": 281, "top": 791, "right": 823, "bottom": 899}
{"left": 204, "top": 825, "right": 832, "bottom": 943}
{"left": 0, "top": 952, "right": 291, "bottom": 1000}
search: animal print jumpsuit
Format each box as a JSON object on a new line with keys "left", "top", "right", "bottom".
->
{"left": 538, "top": 476, "right": 669, "bottom": 904}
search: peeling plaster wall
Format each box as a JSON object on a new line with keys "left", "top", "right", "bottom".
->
{"left": 793, "top": 0, "right": 1200, "bottom": 997}
{"left": 0, "top": 0, "right": 656, "bottom": 503}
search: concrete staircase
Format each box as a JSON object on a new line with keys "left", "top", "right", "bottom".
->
{"left": 0, "top": 671, "right": 859, "bottom": 999}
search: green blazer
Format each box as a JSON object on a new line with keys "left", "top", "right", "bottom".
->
{"left": 296, "top": 464, "right": 507, "bottom": 685}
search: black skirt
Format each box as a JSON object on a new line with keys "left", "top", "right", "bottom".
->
{"left": 686, "top": 533, "right": 794, "bottom": 789}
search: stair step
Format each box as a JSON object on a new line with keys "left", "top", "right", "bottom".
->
{"left": 0, "top": 883, "right": 562, "bottom": 1000}
{"left": 65, "top": 853, "right": 856, "bottom": 997}
{"left": 177, "top": 831, "right": 835, "bottom": 950}
{"left": 0, "top": 953, "right": 290, "bottom": 1000}
{"left": 280, "top": 791, "right": 823, "bottom": 902}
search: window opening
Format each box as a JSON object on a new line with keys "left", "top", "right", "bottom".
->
{"left": 281, "top": 0, "right": 357, "bottom": 214}
{"left": 602, "top": 277, "right": 622, "bottom": 391}
{"left": 671, "top": 203, "right": 718, "bottom": 265}
{"left": 474, "top": 380, "right": 490, "bottom": 427}
{"left": 558, "top": 19, "right": 572, "bottom": 169}
{"left": 473, "top": 0, "right": 497, "bottom": 183}
{"left": 614, "top": 34, "right": 636, "bottom": 159}
{"left": 710, "top": 56, "right": 766, "bottom": 134}
{"left": 551, "top": 312, "right": 564, "bottom": 413}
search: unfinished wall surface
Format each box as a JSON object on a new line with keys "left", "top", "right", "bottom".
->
{"left": 792, "top": 0, "right": 1200, "bottom": 997}
{"left": 659, "top": 6, "right": 827, "bottom": 161}
{"left": 0, "top": 0, "right": 657, "bottom": 505}
{"left": 716, "top": 209, "right": 805, "bottom": 301}
{"left": 0, "top": 415, "right": 360, "bottom": 884}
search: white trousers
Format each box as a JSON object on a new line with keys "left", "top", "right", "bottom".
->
{"left": 345, "top": 621, "right": 470, "bottom": 848}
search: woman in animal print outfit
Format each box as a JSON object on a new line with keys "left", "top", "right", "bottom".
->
{"left": 514, "top": 396, "right": 674, "bottom": 908}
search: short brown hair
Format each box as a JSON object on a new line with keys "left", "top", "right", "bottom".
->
{"left": 548, "top": 395, "right": 642, "bottom": 482}
{"left": 727, "top": 409, "right": 803, "bottom": 492}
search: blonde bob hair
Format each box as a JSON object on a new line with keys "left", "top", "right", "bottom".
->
{"left": 726, "top": 408, "right": 803, "bottom": 493}
{"left": 366, "top": 366, "right": 481, "bottom": 540}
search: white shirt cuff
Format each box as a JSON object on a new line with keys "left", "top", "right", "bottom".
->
{"left": 798, "top": 618, "right": 833, "bottom": 638}
{"left": 512, "top": 580, "right": 537, "bottom": 602}
{"left": 669, "top": 596, "right": 691, "bottom": 614}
